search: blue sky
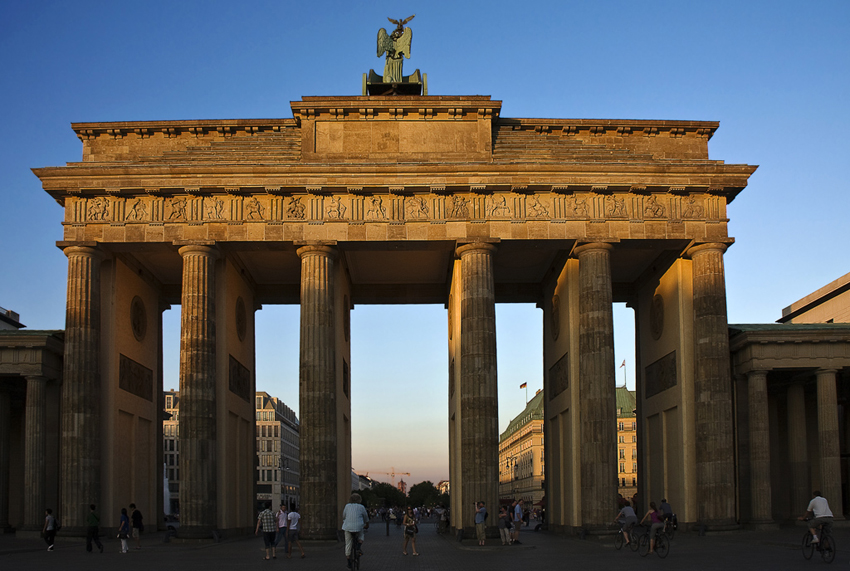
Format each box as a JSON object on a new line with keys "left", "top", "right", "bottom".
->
{"left": 2, "top": 1, "right": 848, "bottom": 485}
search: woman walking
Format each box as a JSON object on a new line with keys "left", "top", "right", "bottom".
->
{"left": 402, "top": 506, "right": 419, "bottom": 556}
{"left": 117, "top": 508, "right": 130, "bottom": 553}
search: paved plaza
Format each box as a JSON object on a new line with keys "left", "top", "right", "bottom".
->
{"left": 0, "top": 517, "right": 846, "bottom": 571}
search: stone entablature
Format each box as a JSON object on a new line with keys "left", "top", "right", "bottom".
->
{"left": 729, "top": 324, "right": 850, "bottom": 373}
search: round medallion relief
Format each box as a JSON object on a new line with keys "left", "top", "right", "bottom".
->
{"left": 550, "top": 294, "right": 561, "bottom": 341}
{"left": 650, "top": 294, "right": 664, "bottom": 341}
{"left": 131, "top": 296, "right": 147, "bottom": 342}
{"left": 235, "top": 296, "right": 247, "bottom": 342}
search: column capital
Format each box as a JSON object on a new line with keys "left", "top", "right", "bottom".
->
{"left": 296, "top": 244, "right": 338, "bottom": 260}
{"left": 456, "top": 241, "right": 497, "bottom": 257}
{"left": 816, "top": 368, "right": 839, "bottom": 376}
{"left": 573, "top": 241, "right": 614, "bottom": 257}
{"left": 62, "top": 244, "right": 104, "bottom": 260}
{"left": 686, "top": 242, "right": 728, "bottom": 258}
{"left": 178, "top": 244, "right": 219, "bottom": 259}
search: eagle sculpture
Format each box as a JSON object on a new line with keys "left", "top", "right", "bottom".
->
{"left": 377, "top": 15, "right": 414, "bottom": 83}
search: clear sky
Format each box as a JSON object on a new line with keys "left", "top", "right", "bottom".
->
{"left": 2, "top": 1, "right": 848, "bottom": 486}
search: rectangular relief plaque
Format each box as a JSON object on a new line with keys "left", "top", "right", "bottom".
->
{"left": 548, "top": 352, "right": 569, "bottom": 399}
{"left": 119, "top": 354, "right": 153, "bottom": 401}
{"left": 645, "top": 351, "right": 677, "bottom": 398}
{"left": 229, "top": 355, "right": 251, "bottom": 403}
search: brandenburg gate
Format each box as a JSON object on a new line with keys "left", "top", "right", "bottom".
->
{"left": 33, "top": 92, "right": 756, "bottom": 537}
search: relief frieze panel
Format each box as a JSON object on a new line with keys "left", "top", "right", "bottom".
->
{"left": 67, "top": 191, "right": 722, "bottom": 227}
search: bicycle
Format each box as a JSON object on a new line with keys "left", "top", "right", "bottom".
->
{"left": 614, "top": 522, "right": 640, "bottom": 551}
{"left": 802, "top": 521, "right": 836, "bottom": 564}
{"left": 663, "top": 514, "right": 676, "bottom": 540}
{"left": 346, "top": 532, "right": 363, "bottom": 571}
{"left": 639, "top": 523, "right": 669, "bottom": 558}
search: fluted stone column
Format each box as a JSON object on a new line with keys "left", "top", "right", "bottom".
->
{"left": 0, "top": 390, "right": 10, "bottom": 531}
{"left": 61, "top": 245, "right": 103, "bottom": 531}
{"left": 747, "top": 370, "right": 774, "bottom": 526}
{"left": 456, "top": 243, "right": 499, "bottom": 535}
{"left": 177, "top": 244, "right": 219, "bottom": 538}
{"left": 787, "top": 383, "right": 809, "bottom": 513}
{"left": 687, "top": 243, "right": 736, "bottom": 527}
{"left": 24, "top": 376, "right": 48, "bottom": 530}
{"left": 297, "top": 245, "right": 338, "bottom": 540}
{"left": 816, "top": 369, "right": 843, "bottom": 518}
{"left": 575, "top": 242, "right": 617, "bottom": 529}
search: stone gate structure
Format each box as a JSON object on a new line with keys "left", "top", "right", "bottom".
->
{"left": 32, "top": 94, "right": 757, "bottom": 537}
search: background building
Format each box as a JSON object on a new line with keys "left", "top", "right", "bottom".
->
{"left": 499, "top": 389, "right": 545, "bottom": 506}
{"left": 255, "top": 392, "right": 300, "bottom": 510}
{"left": 163, "top": 390, "right": 301, "bottom": 516}
{"left": 616, "top": 387, "right": 637, "bottom": 498}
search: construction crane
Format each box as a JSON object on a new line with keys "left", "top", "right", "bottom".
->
{"left": 364, "top": 467, "right": 410, "bottom": 487}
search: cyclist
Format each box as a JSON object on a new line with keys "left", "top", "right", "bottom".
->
{"left": 614, "top": 500, "right": 637, "bottom": 546}
{"left": 639, "top": 501, "right": 664, "bottom": 554}
{"left": 342, "top": 493, "right": 370, "bottom": 569}
{"left": 798, "top": 490, "right": 833, "bottom": 544}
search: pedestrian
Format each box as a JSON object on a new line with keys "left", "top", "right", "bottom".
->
{"left": 274, "top": 501, "right": 288, "bottom": 552}
{"left": 402, "top": 506, "right": 419, "bottom": 556}
{"left": 85, "top": 504, "right": 103, "bottom": 553}
{"left": 129, "top": 502, "right": 144, "bottom": 550}
{"left": 117, "top": 507, "right": 130, "bottom": 553}
{"left": 287, "top": 504, "right": 306, "bottom": 558}
{"left": 475, "top": 501, "right": 487, "bottom": 546}
{"left": 255, "top": 501, "right": 277, "bottom": 560}
{"left": 497, "top": 505, "right": 511, "bottom": 545}
{"left": 511, "top": 499, "right": 523, "bottom": 544}
{"left": 42, "top": 508, "right": 57, "bottom": 551}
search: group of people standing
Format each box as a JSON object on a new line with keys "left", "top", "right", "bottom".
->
{"left": 255, "top": 501, "right": 305, "bottom": 560}
{"left": 41, "top": 503, "right": 143, "bottom": 554}
{"left": 496, "top": 498, "right": 527, "bottom": 545}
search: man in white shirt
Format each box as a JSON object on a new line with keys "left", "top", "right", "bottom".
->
{"left": 341, "top": 493, "right": 370, "bottom": 568}
{"left": 798, "top": 490, "right": 834, "bottom": 543}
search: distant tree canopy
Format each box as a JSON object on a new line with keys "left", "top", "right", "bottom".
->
{"left": 407, "top": 480, "right": 440, "bottom": 508}
{"left": 357, "top": 482, "right": 406, "bottom": 508}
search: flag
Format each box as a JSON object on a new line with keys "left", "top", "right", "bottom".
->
{"left": 619, "top": 360, "right": 626, "bottom": 368}
{"left": 519, "top": 382, "right": 527, "bottom": 389}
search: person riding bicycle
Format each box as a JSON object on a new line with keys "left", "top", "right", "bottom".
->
{"left": 798, "top": 490, "right": 833, "bottom": 544}
{"left": 614, "top": 500, "right": 638, "bottom": 546}
{"left": 342, "top": 493, "right": 370, "bottom": 568}
{"left": 639, "top": 501, "right": 664, "bottom": 554}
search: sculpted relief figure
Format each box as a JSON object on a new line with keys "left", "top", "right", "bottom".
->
{"left": 377, "top": 15, "right": 414, "bottom": 83}
{"left": 246, "top": 197, "right": 264, "bottom": 220}
{"left": 366, "top": 196, "right": 387, "bottom": 219}
{"left": 571, "top": 196, "right": 588, "bottom": 218}
{"left": 126, "top": 198, "right": 147, "bottom": 221}
{"left": 644, "top": 195, "right": 665, "bottom": 218}
{"left": 406, "top": 196, "right": 429, "bottom": 219}
{"left": 606, "top": 195, "right": 627, "bottom": 218}
{"left": 326, "top": 196, "right": 347, "bottom": 220}
{"left": 287, "top": 197, "right": 306, "bottom": 220}
{"left": 450, "top": 195, "right": 469, "bottom": 219}
{"left": 168, "top": 197, "right": 187, "bottom": 221}
{"left": 682, "top": 196, "right": 704, "bottom": 218}
{"left": 487, "top": 194, "right": 511, "bottom": 217}
{"left": 205, "top": 197, "right": 224, "bottom": 220}
{"left": 527, "top": 195, "right": 550, "bottom": 218}
{"left": 87, "top": 197, "right": 109, "bottom": 221}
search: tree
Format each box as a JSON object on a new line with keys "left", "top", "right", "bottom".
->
{"left": 407, "top": 480, "right": 440, "bottom": 508}
{"left": 360, "top": 482, "right": 406, "bottom": 509}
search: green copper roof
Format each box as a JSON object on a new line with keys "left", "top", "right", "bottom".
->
{"left": 500, "top": 389, "right": 544, "bottom": 442}
{"left": 616, "top": 387, "right": 636, "bottom": 418}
